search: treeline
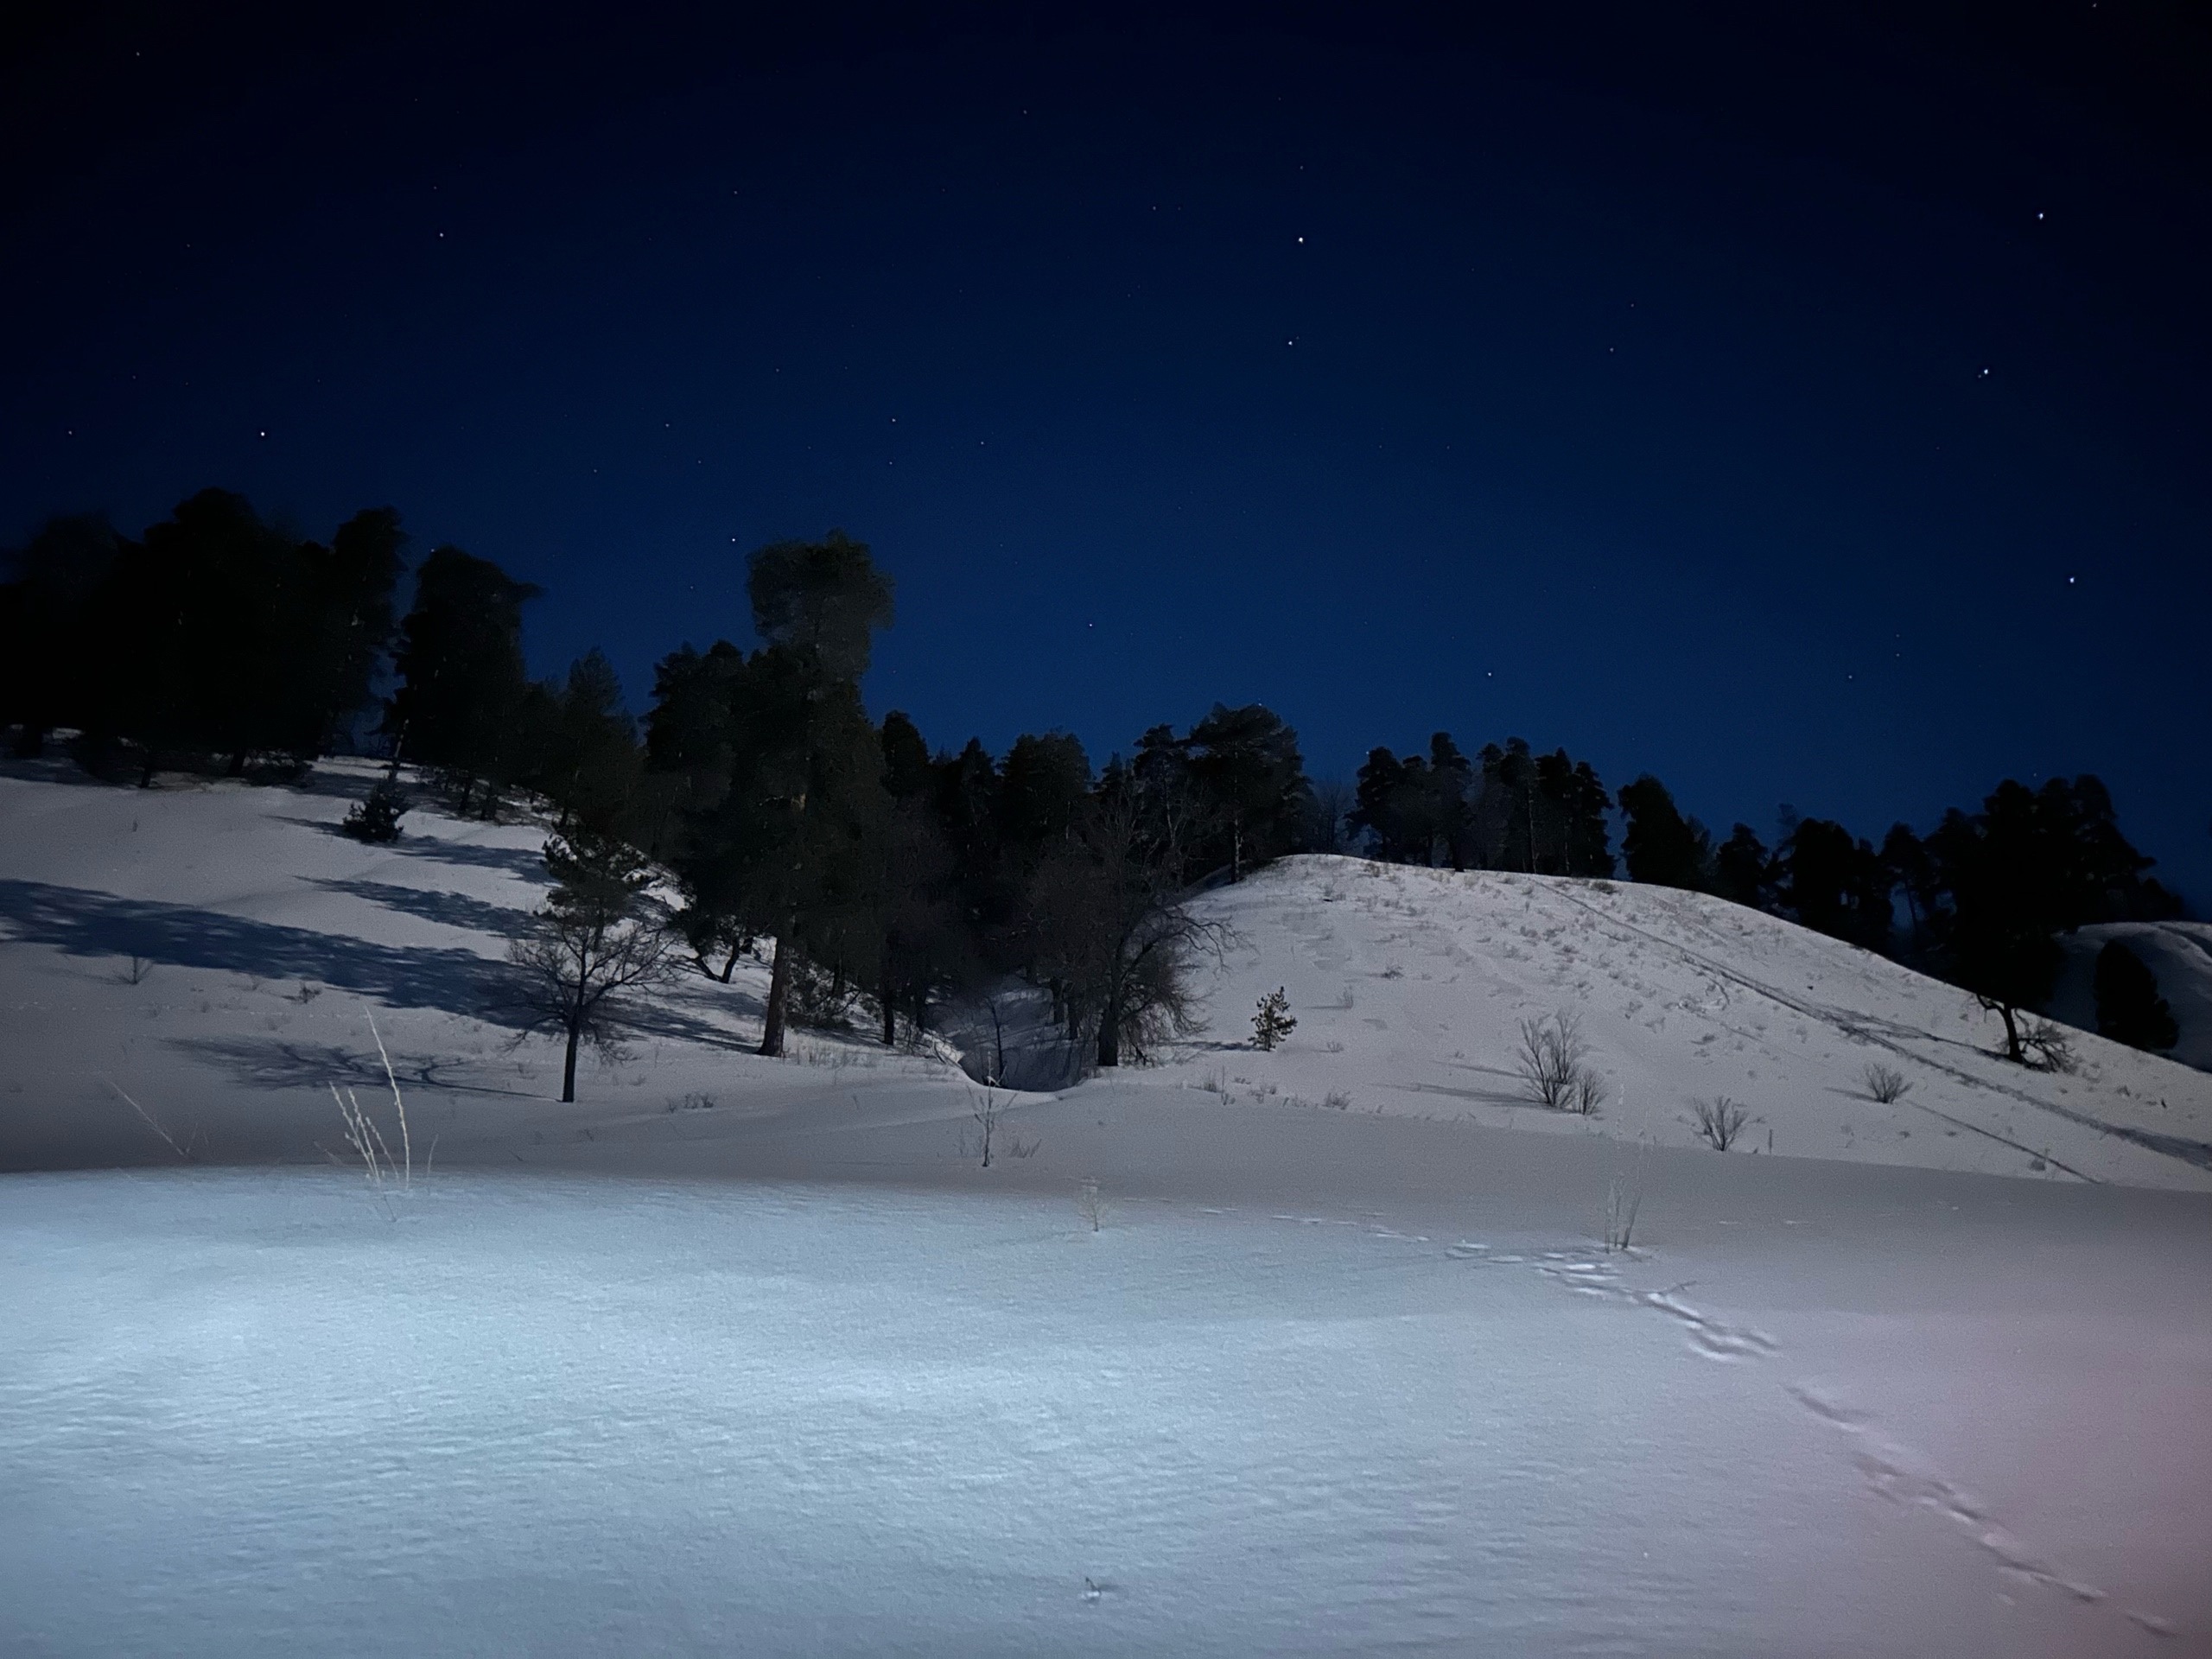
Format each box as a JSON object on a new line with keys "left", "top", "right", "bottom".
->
{"left": 0, "top": 491, "right": 2189, "bottom": 1065}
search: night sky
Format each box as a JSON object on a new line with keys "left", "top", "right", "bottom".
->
{"left": 5, "top": 3, "right": 2208, "bottom": 905}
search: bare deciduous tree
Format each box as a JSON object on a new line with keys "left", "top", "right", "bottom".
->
{"left": 510, "top": 830, "right": 679, "bottom": 1103}
{"left": 1028, "top": 791, "right": 1230, "bottom": 1070}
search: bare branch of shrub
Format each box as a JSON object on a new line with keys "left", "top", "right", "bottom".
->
{"left": 1517, "top": 1010, "right": 1599, "bottom": 1114}
{"left": 1688, "top": 1096, "right": 1754, "bottom": 1151}
{"left": 1862, "top": 1062, "right": 1910, "bottom": 1104}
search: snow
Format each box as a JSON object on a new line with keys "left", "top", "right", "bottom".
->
{"left": 4, "top": 761, "right": 2211, "bottom": 1652}
{"left": 1149, "top": 856, "right": 2212, "bottom": 1190}
{"left": 6, "top": 1167, "right": 2207, "bottom": 1656}
{"left": 2053, "top": 921, "right": 2212, "bottom": 1074}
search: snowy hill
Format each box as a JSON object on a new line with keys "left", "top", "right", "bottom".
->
{"left": 3, "top": 766, "right": 2208, "bottom": 1190}
{"left": 1153, "top": 856, "right": 2212, "bottom": 1190}
{"left": 2052, "top": 920, "right": 2212, "bottom": 1074}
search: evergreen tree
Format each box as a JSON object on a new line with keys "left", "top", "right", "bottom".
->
{"left": 533, "top": 649, "right": 640, "bottom": 836}
{"left": 1477, "top": 739, "right": 1541, "bottom": 871}
{"left": 0, "top": 513, "right": 119, "bottom": 757}
{"left": 1880, "top": 823, "right": 1938, "bottom": 959}
{"left": 642, "top": 639, "right": 747, "bottom": 857}
{"left": 1349, "top": 747, "right": 1408, "bottom": 858}
{"left": 1424, "top": 733, "right": 1475, "bottom": 869}
{"left": 1617, "top": 775, "right": 1710, "bottom": 890}
{"left": 1185, "top": 702, "right": 1310, "bottom": 880}
{"left": 298, "top": 507, "right": 408, "bottom": 755}
{"left": 2093, "top": 940, "right": 2178, "bottom": 1052}
{"left": 384, "top": 546, "right": 540, "bottom": 814}
{"left": 880, "top": 709, "right": 932, "bottom": 800}
{"left": 1712, "top": 824, "right": 1776, "bottom": 909}
{"left": 1774, "top": 817, "right": 1892, "bottom": 950}
{"left": 689, "top": 531, "right": 895, "bottom": 1058}
{"left": 1534, "top": 748, "right": 1615, "bottom": 877}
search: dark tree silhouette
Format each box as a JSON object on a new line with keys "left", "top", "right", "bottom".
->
{"left": 1712, "top": 824, "right": 1776, "bottom": 910}
{"left": 1617, "top": 775, "right": 1710, "bottom": 890}
{"left": 384, "top": 546, "right": 540, "bottom": 814}
{"left": 2093, "top": 940, "right": 2179, "bottom": 1052}
{"left": 1185, "top": 702, "right": 1310, "bottom": 881}
{"left": 1774, "top": 817, "right": 1892, "bottom": 950}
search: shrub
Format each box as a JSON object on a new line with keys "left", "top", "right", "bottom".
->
{"left": 341, "top": 780, "right": 409, "bottom": 843}
{"left": 1688, "top": 1096, "right": 1753, "bottom": 1151}
{"left": 1517, "top": 1010, "right": 1600, "bottom": 1114}
{"left": 1862, "top": 1062, "right": 1910, "bottom": 1104}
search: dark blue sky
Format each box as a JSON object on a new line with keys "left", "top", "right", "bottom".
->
{"left": 5, "top": 3, "right": 2208, "bottom": 904}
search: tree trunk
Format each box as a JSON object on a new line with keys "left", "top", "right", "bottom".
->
{"left": 1992, "top": 999, "right": 2023, "bottom": 1063}
{"left": 719, "top": 944, "right": 741, "bottom": 984}
{"left": 562, "top": 1020, "right": 581, "bottom": 1103}
{"left": 227, "top": 750, "right": 247, "bottom": 777}
{"left": 1096, "top": 993, "right": 1121, "bottom": 1067}
{"left": 1230, "top": 814, "right": 1243, "bottom": 883}
{"left": 759, "top": 931, "right": 793, "bottom": 1056}
{"left": 880, "top": 957, "right": 897, "bottom": 1046}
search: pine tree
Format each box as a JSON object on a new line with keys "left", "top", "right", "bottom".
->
{"left": 1775, "top": 817, "right": 1892, "bottom": 950}
{"left": 695, "top": 531, "right": 895, "bottom": 1058}
{"left": 1617, "top": 775, "right": 1709, "bottom": 890}
{"left": 2093, "top": 940, "right": 2178, "bottom": 1052}
{"left": 384, "top": 546, "right": 540, "bottom": 814}
{"left": 1253, "top": 987, "right": 1297, "bottom": 1050}
{"left": 1713, "top": 824, "right": 1775, "bottom": 909}
{"left": 1185, "top": 703, "right": 1311, "bottom": 881}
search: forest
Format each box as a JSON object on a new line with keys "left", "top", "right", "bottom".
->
{"left": 0, "top": 490, "right": 2187, "bottom": 1080}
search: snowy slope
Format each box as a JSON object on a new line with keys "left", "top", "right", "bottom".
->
{"left": 3, "top": 766, "right": 2208, "bottom": 1189}
{"left": 1153, "top": 856, "right": 2212, "bottom": 1190}
{"left": 2052, "top": 920, "right": 2212, "bottom": 1074}
{"left": 0, "top": 758, "right": 968, "bottom": 1172}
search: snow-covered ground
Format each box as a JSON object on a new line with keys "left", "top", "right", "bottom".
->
{"left": 6, "top": 1166, "right": 2208, "bottom": 1656}
{"left": 4, "top": 762, "right": 2210, "bottom": 1653}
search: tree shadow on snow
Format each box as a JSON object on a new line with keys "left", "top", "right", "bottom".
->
{"left": 0, "top": 877, "right": 516, "bottom": 1020}
{"left": 304, "top": 877, "right": 531, "bottom": 938}
{"left": 271, "top": 817, "right": 549, "bottom": 880}
{"left": 168, "top": 1033, "right": 552, "bottom": 1100}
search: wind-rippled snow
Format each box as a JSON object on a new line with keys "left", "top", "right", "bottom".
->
{"left": 7, "top": 1169, "right": 2183, "bottom": 1656}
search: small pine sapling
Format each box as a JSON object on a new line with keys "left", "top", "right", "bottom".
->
{"left": 1253, "top": 987, "right": 1297, "bottom": 1051}
{"left": 342, "top": 780, "right": 410, "bottom": 843}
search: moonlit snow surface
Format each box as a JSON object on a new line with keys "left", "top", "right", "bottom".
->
{"left": 3, "top": 1170, "right": 2189, "bottom": 1657}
